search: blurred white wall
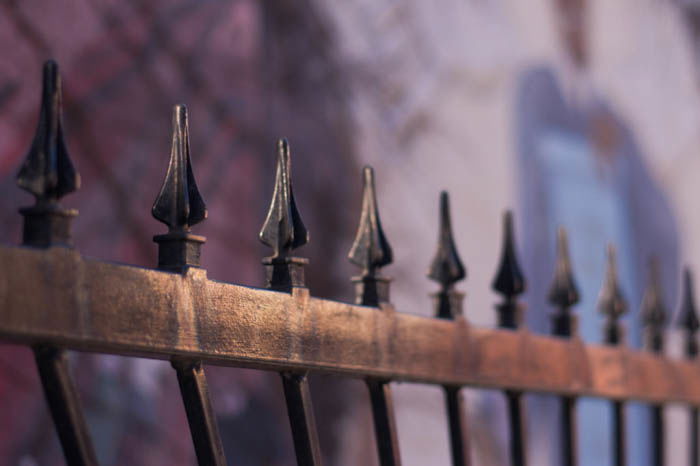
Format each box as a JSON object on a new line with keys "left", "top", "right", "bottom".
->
{"left": 317, "top": 0, "right": 700, "bottom": 464}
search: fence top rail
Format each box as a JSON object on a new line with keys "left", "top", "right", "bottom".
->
{"left": 0, "top": 244, "right": 698, "bottom": 404}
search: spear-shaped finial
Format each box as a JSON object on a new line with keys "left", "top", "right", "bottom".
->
{"left": 679, "top": 268, "right": 699, "bottom": 358}
{"left": 492, "top": 211, "right": 526, "bottom": 329}
{"left": 152, "top": 105, "right": 207, "bottom": 272}
{"left": 17, "top": 60, "right": 80, "bottom": 248}
{"left": 259, "top": 139, "right": 308, "bottom": 259}
{"left": 18, "top": 60, "right": 80, "bottom": 204}
{"left": 641, "top": 257, "right": 667, "bottom": 352}
{"left": 598, "top": 245, "right": 628, "bottom": 345}
{"left": 549, "top": 227, "right": 580, "bottom": 336}
{"left": 152, "top": 104, "right": 207, "bottom": 232}
{"left": 349, "top": 166, "right": 393, "bottom": 306}
{"left": 428, "top": 191, "right": 466, "bottom": 319}
{"left": 259, "top": 139, "right": 309, "bottom": 292}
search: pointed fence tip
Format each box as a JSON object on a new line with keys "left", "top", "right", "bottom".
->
{"left": 348, "top": 165, "right": 393, "bottom": 275}
{"left": 152, "top": 104, "right": 207, "bottom": 232}
{"left": 492, "top": 210, "right": 525, "bottom": 298}
{"left": 428, "top": 191, "right": 466, "bottom": 288}
{"left": 17, "top": 59, "right": 80, "bottom": 203}
{"left": 259, "top": 138, "right": 308, "bottom": 259}
{"left": 598, "top": 244, "right": 627, "bottom": 318}
{"left": 641, "top": 256, "right": 667, "bottom": 328}
{"left": 680, "top": 267, "right": 700, "bottom": 332}
{"left": 548, "top": 227, "right": 580, "bottom": 308}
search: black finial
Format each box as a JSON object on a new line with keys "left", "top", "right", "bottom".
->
{"left": 549, "top": 227, "right": 580, "bottom": 336}
{"left": 598, "top": 245, "right": 628, "bottom": 345}
{"left": 259, "top": 139, "right": 309, "bottom": 292}
{"left": 428, "top": 191, "right": 466, "bottom": 319}
{"left": 152, "top": 105, "right": 207, "bottom": 273}
{"left": 152, "top": 105, "right": 207, "bottom": 232}
{"left": 679, "top": 268, "right": 699, "bottom": 358}
{"left": 641, "top": 257, "right": 667, "bottom": 352}
{"left": 492, "top": 211, "right": 526, "bottom": 329}
{"left": 17, "top": 60, "right": 80, "bottom": 248}
{"left": 349, "top": 166, "right": 393, "bottom": 306}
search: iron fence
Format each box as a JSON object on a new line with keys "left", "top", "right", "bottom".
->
{"left": 1, "top": 60, "right": 699, "bottom": 466}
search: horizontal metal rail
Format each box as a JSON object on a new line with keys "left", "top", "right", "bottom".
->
{"left": 0, "top": 245, "right": 698, "bottom": 404}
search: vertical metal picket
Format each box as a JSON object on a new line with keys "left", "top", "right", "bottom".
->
{"left": 349, "top": 166, "right": 401, "bottom": 466}
{"left": 259, "top": 139, "right": 322, "bottom": 466}
{"left": 548, "top": 227, "right": 580, "bottom": 466}
{"left": 428, "top": 192, "right": 470, "bottom": 466}
{"left": 491, "top": 211, "right": 527, "bottom": 466}
{"left": 598, "top": 245, "right": 628, "bottom": 466}
{"left": 152, "top": 104, "right": 226, "bottom": 466}
{"left": 17, "top": 60, "right": 97, "bottom": 466}
{"left": 641, "top": 258, "right": 668, "bottom": 466}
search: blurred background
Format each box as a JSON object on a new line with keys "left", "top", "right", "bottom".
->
{"left": 1, "top": 0, "right": 700, "bottom": 464}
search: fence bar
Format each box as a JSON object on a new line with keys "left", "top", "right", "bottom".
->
{"left": 599, "top": 245, "right": 628, "bottom": 466}
{"left": 560, "top": 396, "right": 578, "bottom": 466}
{"left": 260, "top": 139, "right": 321, "bottom": 466}
{"left": 505, "top": 391, "right": 526, "bottom": 466}
{"left": 152, "top": 105, "right": 226, "bottom": 466}
{"left": 612, "top": 401, "right": 626, "bottom": 466}
{"left": 429, "top": 192, "right": 470, "bottom": 465}
{"left": 6, "top": 245, "right": 700, "bottom": 401}
{"left": 366, "top": 379, "right": 401, "bottom": 466}
{"left": 650, "top": 404, "right": 664, "bottom": 466}
{"left": 172, "top": 359, "right": 226, "bottom": 465}
{"left": 549, "top": 228, "right": 580, "bottom": 466}
{"left": 349, "top": 166, "right": 401, "bottom": 466}
{"left": 34, "top": 346, "right": 97, "bottom": 466}
{"left": 281, "top": 373, "right": 322, "bottom": 465}
{"left": 443, "top": 387, "right": 470, "bottom": 466}
{"left": 641, "top": 258, "right": 668, "bottom": 466}
{"left": 492, "top": 212, "right": 527, "bottom": 466}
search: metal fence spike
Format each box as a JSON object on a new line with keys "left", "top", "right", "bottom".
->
{"left": 348, "top": 166, "right": 393, "bottom": 276}
{"left": 548, "top": 227, "right": 580, "bottom": 309}
{"left": 679, "top": 268, "right": 700, "bottom": 338}
{"left": 349, "top": 166, "right": 392, "bottom": 307}
{"left": 598, "top": 245, "right": 628, "bottom": 345}
{"left": 152, "top": 105, "right": 207, "bottom": 272}
{"left": 428, "top": 191, "right": 465, "bottom": 289}
{"left": 598, "top": 245, "right": 628, "bottom": 319}
{"left": 152, "top": 104, "right": 207, "bottom": 232}
{"left": 259, "top": 138, "right": 308, "bottom": 260}
{"left": 17, "top": 60, "right": 80, "bottom": 204}
{"left": 429, "top": 191, "right": 465, "bottom": 319}
{"left": 641, "top": 257, "right": 667, "bottom": 352}
{"left": 17, "top": 61, "right": 79, "bottom": 248}
{"left": 492, "top": 211, "right": 525, "bottom": 298}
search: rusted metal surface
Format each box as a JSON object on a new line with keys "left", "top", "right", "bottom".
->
{"left": 2, "top": 245, "right": 700, "bottom": 402}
